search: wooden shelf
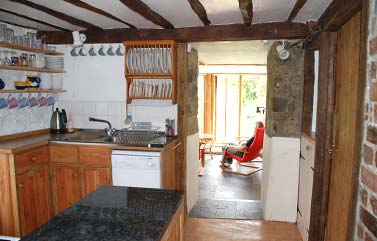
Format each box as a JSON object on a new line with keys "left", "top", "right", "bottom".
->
{"left": 0, "top": 89, "right": 66, "bottom": 93}
{"left": 0, "top": 41, "right": 64, "bottom": 55}
{"left": 0, "top": 65, "right": 65, "bottom": 73}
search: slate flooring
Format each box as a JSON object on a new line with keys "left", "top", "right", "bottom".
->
{"left": 189, "top": 154, "right": 263, "bottom": 220}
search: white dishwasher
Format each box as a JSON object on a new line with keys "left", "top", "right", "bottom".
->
{"left": 111, "top": 150, "right": 161, "bottom": 188}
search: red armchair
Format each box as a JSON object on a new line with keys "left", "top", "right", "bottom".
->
{"left": 221, "top": 128, "right": 264, "bottom": 176}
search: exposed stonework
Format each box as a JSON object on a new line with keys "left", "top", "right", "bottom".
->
{"left": 185, "top": 48, "right": 199, "bottom": 136}
{"left": 265, "top": 42, "right": 304, "bottom": 137}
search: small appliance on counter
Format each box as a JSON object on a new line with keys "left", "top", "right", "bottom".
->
{"left": 50, "top": 108, "right": 67, "bottom": 133}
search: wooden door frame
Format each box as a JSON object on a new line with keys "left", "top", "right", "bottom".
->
{"left": 307, "top": 1, "right": 368, "bottom": 240}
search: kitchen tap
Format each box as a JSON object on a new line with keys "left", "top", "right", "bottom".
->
{"left": 88, "top": 117, "right": 116, "bottom": 136}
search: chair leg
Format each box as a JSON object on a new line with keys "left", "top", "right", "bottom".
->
{"left": 222, "top": 167, "right": 262, "bottom": 176}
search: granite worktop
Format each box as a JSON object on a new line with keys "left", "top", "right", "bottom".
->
{"left": 0, "top": 129, "right": 176, "bottom": 153}
{"left": 20, "top": 186, "right": 184, "bottom": 241}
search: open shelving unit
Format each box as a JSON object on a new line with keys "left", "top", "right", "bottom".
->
{"left": 123, "top": 40, "right": 176, "bottom": 104}
{"left": 0, "top": 40, "right": 64, "bottom": 55}
{"left": 0, "top": 65, "right": 65, "bottom": 73}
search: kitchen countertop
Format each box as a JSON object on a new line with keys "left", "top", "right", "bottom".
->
{"left": 0, "top": 130, "right": 176, "bottom": 154}
{"left": 20, "top": 186, "right": 184, "bottom": 241}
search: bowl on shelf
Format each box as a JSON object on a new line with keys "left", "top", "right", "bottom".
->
{"left": 15, "top": 85, "right": 27, "bottom": 90}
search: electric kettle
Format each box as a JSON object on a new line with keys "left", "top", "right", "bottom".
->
{"left": 50, "top": 108, "right": 67, "bottom": 133}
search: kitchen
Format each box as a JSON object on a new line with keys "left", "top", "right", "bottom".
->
{"left": 0, "top": 1, "right": 373, "bottom": 241}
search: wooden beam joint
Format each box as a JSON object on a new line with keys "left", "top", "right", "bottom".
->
{"left": 238, "top": 0, "right": 253, "bottom": 26}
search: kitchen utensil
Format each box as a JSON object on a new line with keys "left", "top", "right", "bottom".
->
{"left": 52, "top": 76, "right": 63, "bottom": 90}
{"left": 116, "top": 44, "right": 125, "bottom": 56}
{"left": 71, "top": 47, "right": 79, "bottom": 57}
{"left": 35, "top": 54, "right": 46, "bottom": 68}
{"left": 50, "top": 108, "right": 67, "bottom": 133}
{"left": 39, "top": 73, "right": 52, "bottom": 90}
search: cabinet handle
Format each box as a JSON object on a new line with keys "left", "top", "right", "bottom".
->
{"left": 18, "top": 184, "right": 24, "bottom": 188}
{"left": 31, "top": 157, "right": 37, "bottom": 161}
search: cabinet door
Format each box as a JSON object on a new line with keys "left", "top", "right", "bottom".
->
{"left": 80, "top": 167, "right": 110, "bottom": 197}
{"left": 52, "top": 164, "right": 80, "bottom": 213}
{"left": 17, "top": 165, "right": 51, "bottom": 236}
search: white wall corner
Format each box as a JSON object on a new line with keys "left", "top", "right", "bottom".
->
{"left": 186, "top": 133, "right": 199, "bottom": 212}
{"left": 262, "top": 135, "right": 300, "bottom": 222}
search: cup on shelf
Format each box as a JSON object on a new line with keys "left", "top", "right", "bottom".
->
{"left": 38, "top": 95, "right": 47, "bottom": 107}
{"left": 98, "top": 45, "right": 106, "bottom": 56}
{"left": 47, "top": 95, "right": 55, "bottom": 106}
{"left": 70, "top": 47, "right": 80, "bottom": 57}
{"left": 116, "top": 44, "right": 125, "bottom": 56}
{"left": 88, "top": 45, "right": 97, "bottom": 56}
{"left": 107, "top": 44, "right": 115, "bottom": 56}
{"left": 18, "top": 95, "right": 29, "bottom": 108}
{"left": 0, "top": 97, "right": 7, "bottom": 109}
{"left": 79, "top": 46, "right": 88, "bottom": 56}
{"left": 7, "top": 95, "right": 18, "bottom": 109}
{"left": 29, "top": 94, "right": 38, "bottom": 107}
{"left": 39, "top": 73, "right": 52, "bottom": 90}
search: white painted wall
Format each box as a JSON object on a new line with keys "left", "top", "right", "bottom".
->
{"left": 262, "top": 135, "right": 300, "bottom": 222}
{"left": 186, "top": 133, "right": 199, "bottom": 212}
{"left": 55, "top": 44, "right": 177, "bottom": 131}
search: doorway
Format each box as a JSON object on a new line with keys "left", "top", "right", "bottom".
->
{"left": 189, "top": 41, "right": 269, "bottom": 219}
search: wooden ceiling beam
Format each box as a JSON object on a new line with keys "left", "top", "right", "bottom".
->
{"left": 63, "top": 0, "right": 136, "bottom": 28}
{"left": 8, "top": 0, "right": 102, "bottom": 30}
{"left": 287, "top": 0, "right": 307, "bottom": 22}
{"left": 187, "top": 0, "right": 211, "bottom": 26}
{"left": 317, "top": 0, "right": 361, "bottom": 31}
{"left": 0, "top": 7, "right": 70, "bottom": 31}
{"left": 238, "top": 0, "right": 253, "bottom": 26}
{"left": 39, "top": 22, "right": 306, "bottom": 44}
{"left": 119, "top": 0, "right": 174, "bottom": 29}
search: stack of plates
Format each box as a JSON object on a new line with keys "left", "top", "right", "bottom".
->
{"left": 45, "top": 56, "right": 64, "bottom": 69}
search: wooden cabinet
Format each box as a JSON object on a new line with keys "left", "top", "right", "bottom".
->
{"left": 160, "top": 201, "right": 184, "bottom": 241}
{"left": 52, "top": 164, "right": 81, "bottom": 213}
{"left": 161, "top": 140, "right": 181, "bottom": 190}
{"left": 80, "top": 167, "right": 110, "bottom": 196}
{"left": 123, "top": 40, "right": 177, "bottom": 104}
{"left": 16, "top": 165, "right": 51, "bottom": 235}
{"left": 50, "top": 144, "right": 111, "bottom": 214}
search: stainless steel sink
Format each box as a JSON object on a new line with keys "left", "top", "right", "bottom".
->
{"left": 65, "top": 133, "right": 106, "bottom": 142}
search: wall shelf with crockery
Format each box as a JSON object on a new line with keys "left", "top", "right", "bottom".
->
{"left": 0, "top": 40, "right": 64, "bottom": 55}
{"left": 0, "top": 89, "right": 66, "bottom": 93}
{"left": 123, "top": 40, "right": 176, "bottom": 104}
{"left": 0, "top": 65, "right": 65, "bottom": 73}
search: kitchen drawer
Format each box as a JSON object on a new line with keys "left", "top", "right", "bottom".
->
{"left": 15, "top": 146, "right": 48, "bottom": 171}
{"left": 50, "top": 145, "right": 79, "bottom": 163}
{"left": 79, "top": 147, "right": 110, "bottom": 165}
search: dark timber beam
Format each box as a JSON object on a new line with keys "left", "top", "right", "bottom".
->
{"left": 238, "top": 0, "right": 253, "bottom": 26}
{"left": 63, "top": 0, "right": 136, "bottom": 28}
{"left": 187, "top": 0, "right": 211, "bottom": 25}
{"left": 39, "top": 22, "right": 306, "bottom": 44}
{"left": 9, "top": 0, "right": 102, "bottom": 30}
{"left": 317, "top": 0, "right": 361, "bottom": 31}
{"left": 119, "top": 0, "right": 174, "bottom": 29}
{"left": 287, "top": 0, "right": 307, "bottom": 22}
{"left": 0, "top": 7, "right": 70, "bottom": 31}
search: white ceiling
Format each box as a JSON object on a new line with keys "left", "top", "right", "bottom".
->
{"left": 191, "top": 40, "right": 271, "bottom": 65}
{"left": 0, "top": 0, "right": 331, "bottom": 31}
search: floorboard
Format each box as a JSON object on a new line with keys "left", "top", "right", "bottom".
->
{"left": 184, "top": 218, "right": 302, "bottom": 241}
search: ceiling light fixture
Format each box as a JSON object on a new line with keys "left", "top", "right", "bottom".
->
{"left": 276, "top": 40, "right": 290, "bottom": 61}
{"left": 72, "top": 31, "right": 86, "bottom": 47}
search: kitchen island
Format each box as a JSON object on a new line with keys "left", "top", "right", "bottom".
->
{"left": 20, "top": 186, "right": 184, "bottom": 241}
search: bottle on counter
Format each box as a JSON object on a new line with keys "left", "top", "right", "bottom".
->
{"left": 67, "top": 115, "right": 75, "bottom": 133}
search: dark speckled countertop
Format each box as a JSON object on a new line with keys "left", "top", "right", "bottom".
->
{"left": 20, "top": 186, "right": 184, "bottom": 241}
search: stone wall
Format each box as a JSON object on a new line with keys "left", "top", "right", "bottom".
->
{"left": 266, "top": 42, "right": 304, "bottom": 137}
{"left": 185, "top": 48, "right": 199, "bottom": 136}
{"left": 355, "top": 1, "right": 377, "bottom": 240}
